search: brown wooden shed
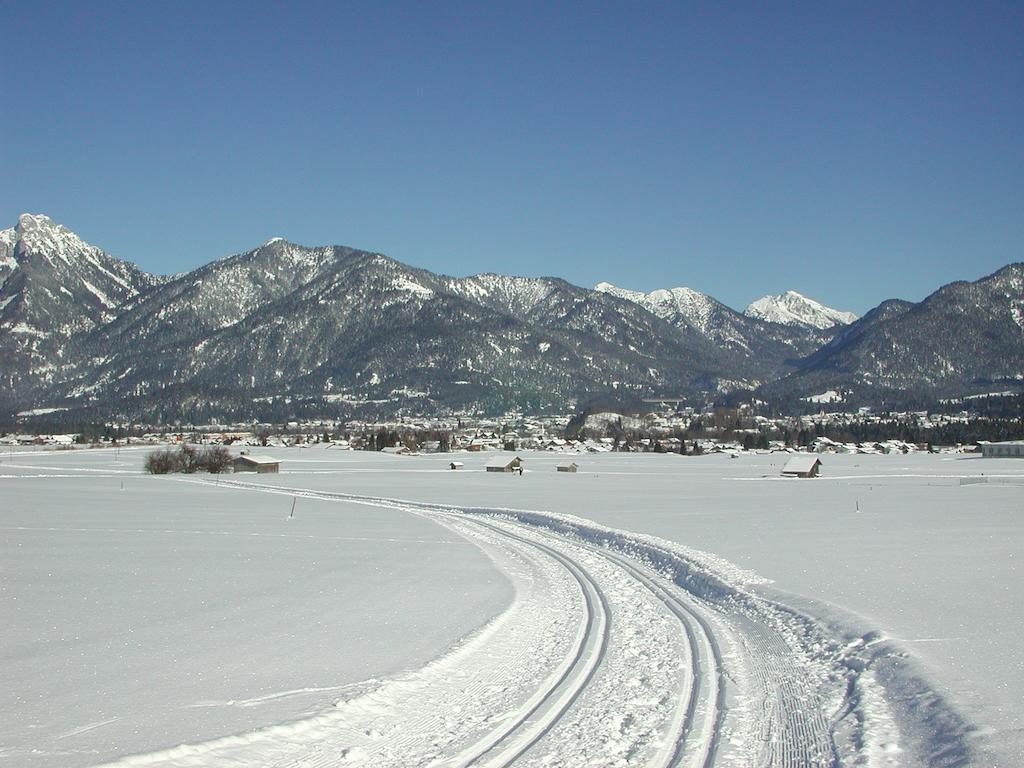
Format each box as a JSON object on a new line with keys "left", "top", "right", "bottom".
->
{"left": 233, "top": 455, "right": 281, "bottom": 473}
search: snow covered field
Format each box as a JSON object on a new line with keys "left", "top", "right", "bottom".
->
{"left": 1, "top": 446, "right": 1021, "bottom": 766}
{"left": 0, "top": 448, "right": 510, "bottom": 766}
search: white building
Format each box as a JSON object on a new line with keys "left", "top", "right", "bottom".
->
{"left": 981, "top": 440, "right": 1024, "bottom": 458}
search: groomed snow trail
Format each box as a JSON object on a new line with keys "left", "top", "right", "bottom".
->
{"left": 95, "top": 477, "right": 963, "bottom": 768}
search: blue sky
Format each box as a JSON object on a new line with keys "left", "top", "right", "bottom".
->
{"left": 2, "top": 1, "right": 1021, "bottom": 314}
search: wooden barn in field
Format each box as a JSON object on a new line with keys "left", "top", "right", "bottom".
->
{"left": 781, "top": 456, "right": 821, "bottom": 478}
{"left": 556, "top": 462, "right": 579, "bottom": 473}
{"left": 449, "top": 461, "right": 464, "bottom": 470}
{"left": 485, "top": 456, "right": 523, "bottom": 473}
{"left": 233, "top": 455, "right": 281, "bottom": 473}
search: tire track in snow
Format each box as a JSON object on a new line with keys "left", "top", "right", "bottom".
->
{"left": 437, "top": 515, "right": 612, "bottom": 767}
{"left": 180, "top": 475, "right": 794, "bottom": 765}
{"left": 158, "top": 478, "right": 698, "bottom": 765}
{"left": 443, "top": 515, "right": 695, "bottom": 768}
{"left": 151, "top": 476, "right": 917, "bottom": 767}
{"left": 454, "top": 518, "right": 718, "bottom": 768}
{"left": 594, "top": 547, "right": 725, "bottom": 768}
{"left": 448, "top": 503, "right": 850, "bottom": 768}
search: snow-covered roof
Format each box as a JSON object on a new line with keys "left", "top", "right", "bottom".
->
{"left": 235, "top": 454, "right": 280, "bottom": 465}
{"left": 485, "top": 456, "right": 520, "bottom": 468}
{"left": 781, "top": 456, "right": 821, "bottom": 475}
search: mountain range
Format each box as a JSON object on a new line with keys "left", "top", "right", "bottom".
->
{"left": 1, "top": 213, "right": 1021, "bottom": 423}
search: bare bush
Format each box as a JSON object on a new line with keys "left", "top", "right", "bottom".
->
{"left": 145, "top": 448, "right": 182, "bottom": 474}
{"left": 178, "top": 444, "right": 199, "bottom": 474}
{"left": 146, "top": 444, "right": 234, "bottom": 474}
{"left": 198, "top": 445, "right": 232, "bottom": 473}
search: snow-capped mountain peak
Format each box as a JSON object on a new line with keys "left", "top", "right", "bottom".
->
{"left": 594, "top": 280, "right": 842, "bottom": 365}
{"left": 645, "top": 286, "right": 716, "bottom": 325}
{"left": 594, "top": 281, "right": 647, "bottom": 304}
{"left": 744, "top": 290, "right": 857, "bottom": 329}
{"left": 0, "top": 226, "right": 17, "bottom": 277}
{"left": 14, "top": 212, "right": 103, "bottom": 266}
{"left": 1, "top": 213, "right": 161, "bottom": 335}
{"left": 453, "top": 273, "right": 559, "bottom": 316}
{"left": 595, "top": 282, "right": 718, "bottom": 330}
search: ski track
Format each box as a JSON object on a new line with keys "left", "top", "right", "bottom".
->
{"left": 90, "top": 476, "right": 970, "bottom": 767}
{"left": 435, "top": 517, "right": 614, "bottom": 768}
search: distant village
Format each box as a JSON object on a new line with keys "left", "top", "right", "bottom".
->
{"left": 3, "top": 401, "right": 1022, "bottom": 458}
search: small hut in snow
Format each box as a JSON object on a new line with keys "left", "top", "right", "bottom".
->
{"left": 450, "top": 461, "right": 464, "bottom": 470}
{"left": 233, "top": 455, "right": 281, "bottom": 474}
{"left": 781, "top": 456, "right": 821, "bottom": 478}
{"left": 485, "top": 456, "right": 523, "bottom": 473}
{"left": 556, "top": 462, "right": 579, "bottom": 473}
